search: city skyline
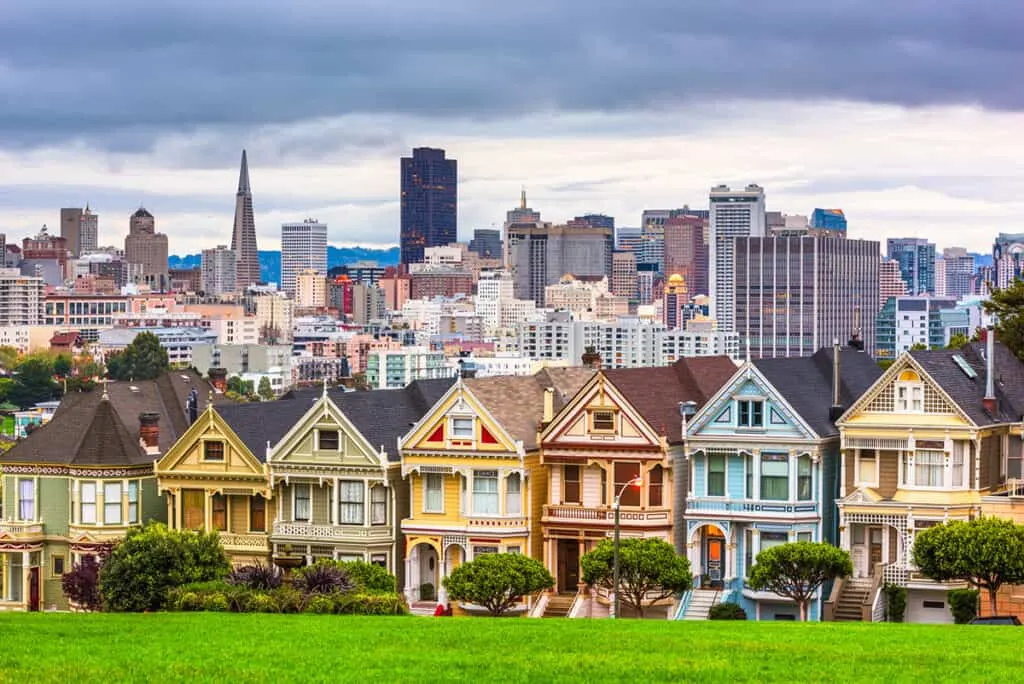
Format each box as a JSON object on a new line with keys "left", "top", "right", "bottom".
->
{"left": 0, "top": 3, "right": 1021, "bottom": 254}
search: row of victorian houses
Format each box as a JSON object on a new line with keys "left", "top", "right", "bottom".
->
{"left": 3, "top": 334, "right": 1024, "bottom": 623}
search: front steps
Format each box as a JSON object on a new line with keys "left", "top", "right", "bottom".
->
{"left": 681, "top": 589, "right": 722, "bottom": 620}
{"left": 833, "top": 578, "right": 873, "bottom": 622}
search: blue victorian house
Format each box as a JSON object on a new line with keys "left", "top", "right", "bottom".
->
{"left": 680, "top": 344, "right": 880, "bottom": 620}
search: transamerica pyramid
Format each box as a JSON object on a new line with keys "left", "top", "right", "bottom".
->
{"left": 231, "top": 149, "right": 261, "bottom": 289}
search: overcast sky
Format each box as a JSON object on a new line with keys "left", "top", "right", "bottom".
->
{"left": 1, "top": 1, "right": 1022, "bottom": 254}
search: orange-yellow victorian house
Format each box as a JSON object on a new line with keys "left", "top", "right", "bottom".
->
{"left": 833, "top": 336, "right": 1024, "bottom": 623}
{"left": 399, "top": 369, "right": 593, "bottom": 609}
{"left": 537, "top": 357, "right": 736, "bottom": 613}
{"left": 155, "top": 400, "right": 276, "bottom": 566}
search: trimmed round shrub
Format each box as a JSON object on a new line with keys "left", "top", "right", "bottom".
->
{"left": 948, "top": 588, "right": 980, "bottom": 624}
{"left": 272, "top": 586, "right": 308, "bottom": 613}
{"left": 203, "top": 593, "right": 229, "bottom": 612}
{"left": 305, "top": 595, "right": 334, "bottom": 615}
{"left": 172, "top": 591, "right": 203, "bottom": 612}
{"left": 883, "top": 583, "right": 906, "bottom": 622}
{"left": 708, "top": 602, "right": 747, "bottom": 620}
{"left": 341, "top": 561, "right": 397, "bottom": 594}
{"left": 249, "top": 593, "right": 280, "bottom": 613}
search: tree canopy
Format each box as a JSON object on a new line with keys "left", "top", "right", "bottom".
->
{"left": 912, "top": 517, "right": 1024, "bottom": 616}
{"left": 106, "top": 332, "right": 169, "bottom": 381}
{"left": 443, "top": 553, "right": 553, "bottom": 616}
{"left": 257, "top": 376, "right": 275, "bottom": 401}
{"left": 99, "top": 523, "right": 229, "bottom": 612}
{"left": 748, "top": 542, "right": 852, "bottom": 621}
{"left": 581, "top": 538, "right": 691, "bottom": 618}
{"left": 985, "top": 279, "right": 1024, "bottom": 360}
{"left": 9, "top": 355, "right": 59, "bottom": 408}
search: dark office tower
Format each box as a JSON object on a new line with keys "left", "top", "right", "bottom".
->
{"left": 886, "top": 237, "right": 935, "bottom": 296}
{"left": 469, "top": 229, "right": 502, "bottom": 259}
{"left": 574, "top": 214, "right": 615, "bottom": 230}
{"left": 400, "top": 147, "right": 457, "bottom": 266}
{"left": 231, "top": 149, "right": 261, "bottom": 290}
{"left": 664, "top": 214, "right": 709, "bottom": 297}
{"left": 735, "top": 236, "right": 880, "bottom": 358}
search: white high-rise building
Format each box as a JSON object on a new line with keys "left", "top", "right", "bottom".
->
{"left": 709, "top": 184, "right": 766, "bottom": 331}
{"left": 281, "top": 219, "right": 328, "bottom": 297}
{"left": 201, "top": 245, "right": 237, "bottom": 296}
{"left": 0, "top": 268, "right": 45, "bottom": 325}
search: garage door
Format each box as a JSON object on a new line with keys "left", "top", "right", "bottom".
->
{"left": 905, "top": 590, "right": 953, "bottom": 624}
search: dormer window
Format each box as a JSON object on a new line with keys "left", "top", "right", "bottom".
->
{"left": 591, "top": 410, "right": 616, "bottom": 432}
{"left": 318, "top": 429, "right": 339, "bottom": 451}
{"left": 894, "top": 370, "right": 924, "bottom": 413}
{"left": 451, "top": 417, "right": 474, "bottom": 439}
{"left": 738, "top": 400, "right": 764, "bottom": 428}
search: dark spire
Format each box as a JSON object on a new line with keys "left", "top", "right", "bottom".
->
{"left": 238, "top": 149, "right": 251, "bottom": 194}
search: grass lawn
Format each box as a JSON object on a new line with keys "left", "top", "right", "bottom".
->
{"left": 1, "top": 613, "right": 1022, "bottom": 683}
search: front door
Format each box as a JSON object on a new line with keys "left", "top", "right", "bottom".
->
{"left": 868, "top": 527, "right": 883, "bottom": 574}
{"left": 557, "top": 540, "right": 579, "bottom": 593}
{"left": 28, "top": 567, "right": 39, "bottom": 611}
{"left": 704, "top": 533, "right": 725, "bottom": 587}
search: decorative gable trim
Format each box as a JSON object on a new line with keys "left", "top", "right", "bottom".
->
{"left": 156, "top": 405, "right": 264, "bottom": 477}
{"left": 836, "top": 353, "right": 974, "bottom": 427}
{"left": 687, "top": 362, "right": 818, "bottom": 440}
{"left": 400, "top": 380, "right": 523, "bottom": 457}
{"left": 539, "top": 372, "right": 663, "bottom": 448}
{"left": 267, "top": 393, "right": 385, "bottom": 468}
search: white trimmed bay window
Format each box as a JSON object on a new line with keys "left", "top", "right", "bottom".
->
{"left": 74, "top": 479, "right": 142, "bottom": 525}
{"left": 760, "top": 454, "right": 789, "bottom": 501}
{"left": 472, "top": 470, "right": 499, "bottom": 515}
{"left": 424, "top": 473, "right": 444, "bottom": 513}
{"left": 370, "top": 485, "right": 387, "bottom": 525}
{"left": 338, "top": 480, "right": 364, "bottom": 524}
{"left": 81, "top": 482, "right": 97, "bottom": 524}
{"left": 18, "top": 478, "right": 35, "bottom": 520}
{"left": 902, "top": 445, "right": 968, "bottom": 489}
{"left": 506, "top": 473, "right": 522, "bottom": 515}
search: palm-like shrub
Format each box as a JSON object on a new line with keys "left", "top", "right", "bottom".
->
{"left": 293, "top": 560, "right": 354, "bottom": 595}
{"left": 227, "top": 563, "right": 283, "bottom": 590}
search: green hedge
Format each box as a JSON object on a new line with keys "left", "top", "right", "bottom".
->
{"left": 708, "top": 602, "right": 747, "bottom": 620}
{"left": 167, "top": 583, "right": 407, "bottom": 616}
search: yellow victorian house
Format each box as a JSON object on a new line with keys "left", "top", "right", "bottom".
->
{"left": 832, "top": 336, "right": 1024, "bottom": 623}
{"left": 399, "top": 369, "right": 593, "bottom": 610}
{"left": 155, "top": 399, "right": 277, "bottom": 566}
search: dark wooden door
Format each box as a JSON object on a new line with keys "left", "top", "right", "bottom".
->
{"left": 557, "top": 540, "right": 579, "bottom": 593}
{"left": 28, "top": 567, "right": 40, "bottom": 611}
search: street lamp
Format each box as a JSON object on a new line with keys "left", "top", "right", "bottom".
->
{"left": 612, "top": 475, "right": 642, "bottom": 619}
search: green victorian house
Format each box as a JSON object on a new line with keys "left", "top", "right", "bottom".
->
{"left": 0, "top": 371, "right": 210, "bottom": 610}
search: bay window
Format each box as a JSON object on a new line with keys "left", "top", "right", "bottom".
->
{"left": 506, "top": 473, "right": 522, "bottom": 515}
{"left": 371, "top": 485, "right": 387, "bottom": 525}
{"left": 745, "top": 453, "right": 754, "bottom": 499}
{"left": 707, "top": 454, "right": 725, "bottom": 497}
{"left": 104, "top": 482, "right": 122, "bottom": 524}
{"left": 797, "top": 455, "right": 812, "bottom": 501}
{"left": 127, "top": 481, "right": 139, "bottom": 524}
{"left": 760, "top": 531, "right": 789, "bottom": 553}
{"left": 294, "top": 484, "right": 311, "bottom": 521}
{"left": 424, "top": 473, "right": 444, "bottom": 512}
{"left": 857, "top": 450, "right": 878, "bottom": 485}
{"left": 80, "top": 482, "right": 97, "bottom": 524}
{"left": 339, "top": 480, "right": 365, "bottom": 524}
{"left": 18, "top": 479, "right": 34, "bottom": 520}
{"left": 250, "top": 495, "right": 266, "bottom": 532}
{"left": 951, "top": 442, "right": 966, "bottom": 488}
{"left": 211, "top": 494, "right": 227, "bottom": 531}
{"left": 614, "top": 462, "right": 641, "bottom": 507}
{"left": 473, "top": 470, "right": 499, "bottom": 515}
{"left": 648, "top": 466, "right": 664, "bottom": 507}
{"left": 909, "top": 450, "right": 944, "bottom": 487}
{"left": 760, "top": 454, "right": 789, "bottom": 501}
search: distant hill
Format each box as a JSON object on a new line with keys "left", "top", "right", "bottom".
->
{"left": 168, "top": 246, "right": 400, "bottom": 284}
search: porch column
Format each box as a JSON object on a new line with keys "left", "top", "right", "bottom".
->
{"left": 22, "top": 550, "right": 29, "bottom": 607}
{"left": 363, "top": 480, "right": 370, "bottom": 526}
{"left": 175, "top": 491, "right": 183, "bottom": 530}
{"left": 753, "top": 451, "right": 762, "bottom": 499}
{"left": 165, "top": 493, "right": 173, "bottom": 530}
{"left": 204, "top": 490, "right": 212, "bottom": 531}
{"left": 329, "top": 479, "right": 337, "bottom": 526}
{"left": 1, "top": 554, "right": 8, "bottom": 600}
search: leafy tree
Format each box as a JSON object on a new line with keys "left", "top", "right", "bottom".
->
{"left": 106, "top": 332, "right": 169, "bottom": 381}
{"left": 52, "top": 354, "right": 72, "bottom": 379}
{"left": 946, "top": 332, "right": 969, "bottom": 350}
{"left": 227, "top": 375, "right": 254, "bottom": 396}
{"left": 985, "top": 279, "right": 1024, "bottom": 360}
{"left": 9, "top": 355, "right": 58, "bottom": 408}
{"left": 99, "top": 523, "right": 230, "bottom": 612}
{"left": 0, "top": 345, "right": 19, "bottom": 372}
{"left": 0, "top": 377, "right": 13, "bottom": 402}
{"left": 257, "top": 376, "right": 275, "bottom": 401}
{"left": 877, "top": 359, "right": 895, "bottom": 371}
{"left": 748, "top": 542, "right": 852, "bottom": 621}
{"left": 581, "top": 538, "right": 691, "bottom": 618}
{"left": 443, "top": 553, "right": 554, "bottom": 617}
{"left": 912, "top": 517, "right": 1024, "bottom": 616}
{"left": 909, "top": 343, "right": 928, "bottom": 351}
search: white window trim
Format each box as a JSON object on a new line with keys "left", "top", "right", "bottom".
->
{"left": 449, "top": 415, "right": 475, "bottom": 440}
{"left": 705, "top": 452, "right": 727, "bottom": 498}
{"left": 423, "top": 473, "right": 445, "bottom": 514}
{"left": 854, "top": 448, "right": 880, "bottom": 488}
{"left": 899, "top": 449, "right": 953, "bottom": 490}
{"left": 893, "top": 382, "right": 924, "bottom": 414}
{"left": 293, "top": 483, "right": 312, "bottom": 521}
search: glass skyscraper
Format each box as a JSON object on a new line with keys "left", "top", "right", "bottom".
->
{"left": 400, "top": 147, "right": 457, "bottom": 266}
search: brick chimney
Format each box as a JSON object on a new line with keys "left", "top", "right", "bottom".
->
{"left": 139, "top": 412, "right": 160, "bottom": 449}
{"left": 208, "top": 367, "right": 228, "bottom": 393}
{"left": 581, "top": 346, "right": 602, "bottom": 370}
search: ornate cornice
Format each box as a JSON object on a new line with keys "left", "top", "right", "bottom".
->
{"left": 0, "top": 464, "right": 153, "bottom": 478}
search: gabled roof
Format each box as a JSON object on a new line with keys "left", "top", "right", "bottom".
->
{"left": 756, "top": 347, "right": 883, "bottom": 438}
{"left": 216, "top": 397, "right": 313, "bottom": 463}
{"left": 464, "top": 367, "right": 595, "bottom": 450}
{"left": 603, "top": 356, "right": 738, "bottom": 443}
{"left": 909, "top": 341, "right": 1024, "bottom": 426}
{"left": 0, "top": 369, "right": 212, "bottom": 467}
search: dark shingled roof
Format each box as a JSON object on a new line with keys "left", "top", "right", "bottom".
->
{"left": 217, "top": 378, "right": 457, "bottom": 463}
{"left": 909, "top": 341, "right": 1024, "bottom": 426}
{"left": 0, "top": 370, "right": 212, "bottom": 467}
{"left": 465, "top": 367, "right": 596, "bottom": 450}
{"left": 756, "top": 347, "right": 883, "bottom": 438}
{"left": 604, "top": 356, "right": 739, "bottom": 444}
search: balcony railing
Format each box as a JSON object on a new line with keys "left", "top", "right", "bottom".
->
{"left": 0, "top": 520, "right": 44, "bottom": 538}
{"left": 467, "top": 517, "right": 528, "bottom": 529}
{"left": 686, "top": 499, "right": 819, "bottom": 516}
{"left": 542, "top": 505, "right": 671, "bottom": 525}
{"left": 219, "top": 532, "right": 270, "bottom": 552}
{"left": 271, "top": 521, "right": 393, "bottom": 541}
